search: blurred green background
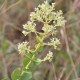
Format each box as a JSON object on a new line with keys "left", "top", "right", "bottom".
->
{"left": 0, "top": 0, "right": 80, "bottom": 80}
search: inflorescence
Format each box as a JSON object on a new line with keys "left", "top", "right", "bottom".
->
{"left": 18, "top": 1, "right": 66, "bottom": 63}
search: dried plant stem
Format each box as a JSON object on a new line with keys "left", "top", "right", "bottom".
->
{"left": 62, "top": 26, "right": 78, "bottom": 79}
{"left": 65, "top": 56, "right": 80, "bottom": 80}
{"left": 0, "top": 0, "right": 23, "bottom": 16}
{"left": 58, "top": 66, "right": 66, "bottom": 80}
{"left": 52, "top": 63, "right": 57, "bottom": 80}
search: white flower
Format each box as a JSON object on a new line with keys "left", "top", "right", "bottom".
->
{"left": 30, "top": 1, "right": 56, "bottom": 23}
{"left": 23, "top": 21, "right": 36, "bottom": 32}
{"left": 42, "top": 24, "right": 53, "bottom": 33}
{"left": 54, "top": 10, "right": 66, "bottom": 27}
{"left": 18, "top": 41, "right": 28, "bottom": 54}
{"left": 22, "top": 31, "right": 29, "bottom": 36}
{"left": 43, "top": 51, "right": 53, "bottom": 62}
{"left": 48, "top": 38, "right": 60, "bottom": 49}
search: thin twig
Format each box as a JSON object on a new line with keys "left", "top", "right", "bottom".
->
{"left": 58, "top": 66, "right": 66, "bottom": 80}
{"left": 52, "top": 63, "right": 57, "bottom": 80}
{"left": 0, "top": 0, "right": 23, "bottom": 16}
{"left": 65, "top": 56, "right": 80, "bottom": 80}
{"left": 61, "top": 26, "right": 78, "bottom": 79}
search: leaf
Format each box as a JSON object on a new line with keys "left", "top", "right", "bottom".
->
{"left": 35, "top": 43, "right": 44, "bottom": 52}
{"left": 38, "top": 45, "right": 44, "bottom": 52}
{"left": 36, "top": 36, "right": 42, "bottom": 43}
{"left": 35, "top": 58, "right": 42, "bottom": 65}
{"left": 11, "top": 68, "right": 21, "bottom": 80}
{"left": 23, "top": 53, "right": 34, "bottom": 67}
{"left": 23, "top": 53, "right": 41, "bottom": 70}
{"left": 23, "top": 53, "right": 36, "bottom": 70}
{"left": 20, "top": 71, "right": 32, "bottom": 80}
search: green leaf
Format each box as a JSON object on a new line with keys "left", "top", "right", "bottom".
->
{"left": 20, "top": 71, "right": 32, "bottom": 80}
{"left": 11, "top": 68, "right": 21, "bottom": 80}
{"left": 36, "top": 36, "right": 42, "bottom": 43}
{"left": 35, "top": 58, "right": 42, "bottom": 65}
{"left": 23, "top": 53, "right": 41, "bottom": 70}
{"left": 23, "top": 53, "right": 37, "bottom": 70}
{"left": 35, "top": 43, "right": 44, "bottom": 52}
{"left": 38, "top": 45, "right": 44, "bottom": 52}
{"left": 23, "top": 53, "right": 34, "bottom": 67}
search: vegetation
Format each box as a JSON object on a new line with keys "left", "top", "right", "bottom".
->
{"left": 0, "top": 0, "right": 80, "bottom": 80}
{"left": 11, "top": 1, "right": 65, "bottom": 80}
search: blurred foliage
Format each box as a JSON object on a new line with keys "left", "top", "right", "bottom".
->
{"left": 0, "top": 0, "right": 80, "bottom": 80}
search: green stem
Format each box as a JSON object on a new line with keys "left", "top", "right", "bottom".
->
{"left": 25, "top": 55, "right": 35, "bottom": 70}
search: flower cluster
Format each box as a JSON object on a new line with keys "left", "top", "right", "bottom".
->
{"left": 53, "top": 10, "right": 66, "bottom": 27}
{"left": 18, "top": 41, "right": 30, "bottom": 55}
{"left": 43, "top": 51, "right": 53, "bottom": 62}
{"left": 47, "top": 38, "right": 60, "bottom": 49}
{"left": 18, "top": 1, "right": 65, "bottom": 62}
{"left": 22, "top": 21, "right": 36, "bottom": 36}
{"left": 42, "top": 24, "right": 54, "bottom": 33}
{"left": 30, "top": 1, "right": 55, "bottom": 22}
{"left": 19, "top": 1, "right": 65, "bottom": 61}
{"left": 29, "top": 1, "right": 65, "bottom": 35}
